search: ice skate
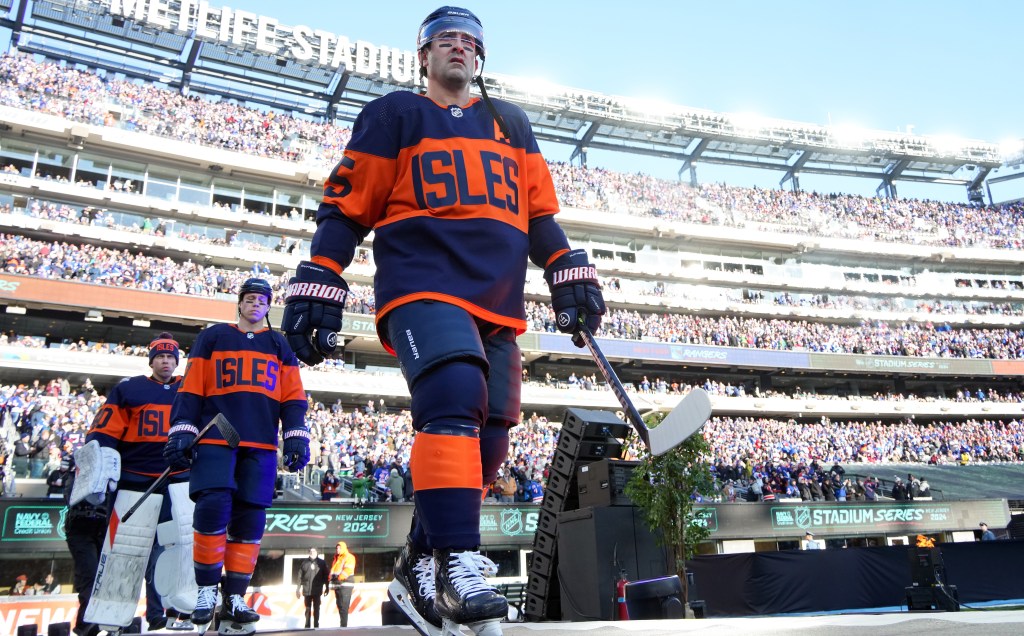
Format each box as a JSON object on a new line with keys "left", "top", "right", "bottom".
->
{"left": 217, "top": 594, "right": 258, "bottom": 634}
{"left": 434, "top": 549, "right": 506, "bottom": 636}
{"left": 388, "top": 540, "right": 443, "bottom": 636}
{"left": 191, "top": 585, "right": 218, "bottom": 635}
{"left": 166, "top": 616, "right": 194, "bottom": 631}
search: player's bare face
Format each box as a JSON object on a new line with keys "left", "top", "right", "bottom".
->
{"left": 150, "top": 352, "right": 177, "bottom": 383}
{"left": 426, "top": 32, "right": 476, "bottom": 87}
{"left": 239, "top": 293, "right": 270, "bottom": 326}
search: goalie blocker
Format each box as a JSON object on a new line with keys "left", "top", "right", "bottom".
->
{"left": 70, "top": 440, "right": 121, "bottom": 507}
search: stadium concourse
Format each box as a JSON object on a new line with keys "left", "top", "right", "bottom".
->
{"left": 3, "top": 2, "right": 1024, "bottom": 629}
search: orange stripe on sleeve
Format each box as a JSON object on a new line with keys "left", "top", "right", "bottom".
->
{"left": 409, "top": 432, "right": 482, "bottom": 491}
{"left": 310, "top": 255, "right": 343, "bottom": 275}
{"left": 194, "top": 532, "right": 226, "bottom": 566}
{"left": 545, "top": 249, "right": 569, "bottom": 268}
{"left": 225, "top": 542, "right": 261, "bottom": 575}
{"left": 180, "top": 357, "right": 211, "bottom": 396}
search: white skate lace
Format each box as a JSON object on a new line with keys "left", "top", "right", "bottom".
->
{"left": 227, "top": 594, "right": 250, "bottom": 614}
{"left": 446, "top": 551, "right": 495, "bottom": 599}
{"left": 412, "top": 553, "right": 436, "bottom": 601}
{"left": 472, "top": 553, "right": 499, "bottom": 578}
{"left": 196, "top": 585, "right": 218, "bottom": 611}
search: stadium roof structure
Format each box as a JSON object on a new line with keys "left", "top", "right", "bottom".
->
{"left": 2, "top": 0, "right": 1015, "bottom": 201}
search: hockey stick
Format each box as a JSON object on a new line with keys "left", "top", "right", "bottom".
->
{"left": 575, "top": 321, "right": 650, "bottom": 448}
{"left": 576, "top": 322, "right": 712, "bottom": 455}
{"left": 122, "top": 413, "right": 240, "bottom": 522}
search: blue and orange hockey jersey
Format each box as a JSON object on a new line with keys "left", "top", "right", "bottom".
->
{"left": 87, "top": 374, "right": 182, "bottom": 479}
{"left": 310, "top": 91, "right": 572, "bottom": 350}
{"left": 170, "top": 324, "right": 308, "bottom": 450}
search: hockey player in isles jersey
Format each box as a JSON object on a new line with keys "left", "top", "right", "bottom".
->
{"left": 167, "top": 278, "right": 310, "bottom": 634}
{"left": 78, "top": 333, "right": 193, "bottom": 632}
{"left": 282, "top": 7, "right": 605, "bottom": 636}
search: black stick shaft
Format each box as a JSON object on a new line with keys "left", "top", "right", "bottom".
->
{"left": 120, "top": 418, "right": 218, "bottom": 522}
{"left": 577, "top": 323, "right": 650, "bottom": 448}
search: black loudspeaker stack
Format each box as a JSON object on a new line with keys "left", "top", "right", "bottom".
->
{"left": 524, "top": 408, "right": 631, "bottom": 622}
{"left": 905, "top": 547, "right": 960, "bottom": 612}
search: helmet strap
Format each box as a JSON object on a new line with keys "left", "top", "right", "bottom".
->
{"left": 474, "top": 63, "right": 510, "bottom": 143}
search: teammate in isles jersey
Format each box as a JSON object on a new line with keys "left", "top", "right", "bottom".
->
{"left": 167, "top": 278, "right": 310, "bottom": 634}
{"left": 281, "top": 7, "right": 605, "bottom": 635}
{"left": 77, "top": 333, "right": 192, "bottom": 633}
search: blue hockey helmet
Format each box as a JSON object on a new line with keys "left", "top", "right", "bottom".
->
{"left": 417, "top": 6, "right": 485, "bottom": 60}
{"left": 238, "top": 277, "right": 273, "bottom": 303}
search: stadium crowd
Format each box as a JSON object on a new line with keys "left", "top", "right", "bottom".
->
{"left": 3, "top": 376, "right": 1023, "bottom": 502}
{"left": 1, "top": 52, "right": 1024, "bottom": 251}
{"left": 4, "top": 232, "right": 1024, "bottom": 359}
{"left": 3, "top": 52, "right": 1024, "bottom": 508}
{"left": 7, "top": 196, "right": 1023, "bottom": 320}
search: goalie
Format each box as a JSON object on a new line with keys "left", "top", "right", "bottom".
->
{"left": 72, "top": 333, "right": 194, "bottom": 633}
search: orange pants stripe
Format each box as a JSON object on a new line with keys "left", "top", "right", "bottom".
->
{"left": 410, "top": 432, "right": 481, "bottom": 491}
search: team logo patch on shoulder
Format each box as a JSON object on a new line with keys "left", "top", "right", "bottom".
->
{"left": 450, "top": 106, "right": 463, "bottom": 118}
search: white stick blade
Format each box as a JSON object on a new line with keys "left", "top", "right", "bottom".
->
{"left": 649, "top": 388, "right": 712, "bottom": 456}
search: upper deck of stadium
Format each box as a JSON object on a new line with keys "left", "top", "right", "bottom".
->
{"left": 0, "top": 0, "right": 1020, "bottom": 203}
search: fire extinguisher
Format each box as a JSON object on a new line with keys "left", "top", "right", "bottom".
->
{"left": 615, "top": 569, "right": 629, "bottom": 620}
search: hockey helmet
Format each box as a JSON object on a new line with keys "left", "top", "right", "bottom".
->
{"left": 238, "top": 277, "right": 273, "bottom": 304}
{"left": 417, "top": 6, "right": 485, "bottom": 60}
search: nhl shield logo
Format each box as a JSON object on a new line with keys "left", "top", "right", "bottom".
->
{"left": 451, "top": 106, "right": 464, "bottom": 118}
{"left": 794, "top": 507, "right": 811, "bottom": 529}
{"left": 501, "top": 508, "right": 523, "bottom": 536}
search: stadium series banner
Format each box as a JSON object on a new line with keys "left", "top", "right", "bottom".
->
{"left": 103, "top": 0, "right": 423, "bottom": 84}
{"left": 1, "top": 499, "right": 1009, "bottom": 549}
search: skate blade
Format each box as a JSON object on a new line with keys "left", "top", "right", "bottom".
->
{"left": 463, "top": 619, "right": 503, "bottom": 636}
{"left": 387, "top": 580, "right": 442, "bottom": 636}
{"left": 216, "top": 622, "right": 255, "bottom": 635}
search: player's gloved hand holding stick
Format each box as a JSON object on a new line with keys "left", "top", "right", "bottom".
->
{"left": 124, "top": 414, "right": 240, "bottom": 522}
{"left": 282, "top": 260, "right": 349, "bottom": 365}
{"left": 544, "top": 249, "right": 605, "bottom": 348}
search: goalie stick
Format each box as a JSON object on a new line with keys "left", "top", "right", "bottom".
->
{"left": 576, "top": 322, "right": 712, "bottom": 455}
{"left": 122, "top": 413, "right": 240, "bottom": 522}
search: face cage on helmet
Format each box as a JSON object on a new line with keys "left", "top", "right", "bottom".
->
{"left": 417, "top": 13, "right": 485, "bottom": 60}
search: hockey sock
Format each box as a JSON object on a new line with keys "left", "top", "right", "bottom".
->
{"left": 410, "top": 431, "right": 483, "bottom": 549}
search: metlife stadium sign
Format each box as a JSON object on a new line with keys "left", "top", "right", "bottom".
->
{"left": 104, "top": 0, "right": 423, "bottom": 84}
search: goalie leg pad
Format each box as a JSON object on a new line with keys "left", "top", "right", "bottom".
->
{"left": 84, "top": 489, "right": 162, "bottom": 630}
{"left": 70, "top": 440, "right": 121, "bottom": 506}
{"left": 154, "top": 482, "right": 198, "bottom": 614}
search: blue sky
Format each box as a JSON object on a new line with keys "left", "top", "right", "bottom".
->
{"left": 99, "top": 2, "right": 1024, "bottom": 202}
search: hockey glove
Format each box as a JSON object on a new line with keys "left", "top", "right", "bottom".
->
{"left": 282, "top": 260, "right": 349, "bottom": 366}
{"left": 544, "top": 249, "right": 605, "bottom": 347}
{"left": 282, "top": 430, "right": 311, "bottom": 473}
{"left": 164, "top": 424, "right": 198, "bottom": 470}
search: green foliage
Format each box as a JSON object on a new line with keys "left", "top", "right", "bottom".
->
{"left": 624, "top": 411, "right": 714, "bottom": 589}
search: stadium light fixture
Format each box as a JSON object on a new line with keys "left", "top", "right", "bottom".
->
{"left": 6, "top": 305, "right": 26, "bottom": 314}
{"left": 133, "top": 319, "right": 151, "bottom": 327}
{"left": 728, "top": 112, "right": 773, "bottom": 139}
{"left": 998, "top": 138, "right": 1024, "bottom": 161}
{"left": 502, "top": 75, "right": 563, "bottom": 99}
{"left": 929, "top": 134, "right": 969, "bottom": 158}
{"left": 828, "top": 124, "right": 873, "bottom": 149}
{"left": 622, "top": 97, "right": 680, "bottom": 119}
